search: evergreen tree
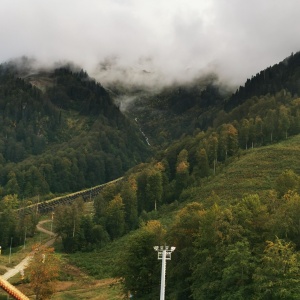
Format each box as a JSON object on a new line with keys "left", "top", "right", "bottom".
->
{"left": 206, "top": 133, "right": 218, "bottom": 175}
{"left": 5, "top": 171, "right": 20, "bottom": 196}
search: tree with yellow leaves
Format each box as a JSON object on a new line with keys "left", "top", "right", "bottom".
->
{"left": 175, "top": 149, "right": 190, "bottom": 196}
{"left": 26, "top": 244, "right": 60, "bottom": 300}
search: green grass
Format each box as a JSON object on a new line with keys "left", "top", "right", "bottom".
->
{"left": 181, "top": 135, "right": 300, "bottom": 205}
{"left": 65, "top": 232, "right": 134, "bottom": 280}
{"left": 51, "top": 279, "right": 122, "bottom": 300}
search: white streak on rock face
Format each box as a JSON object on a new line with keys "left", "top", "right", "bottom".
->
{"left": 140, "top": 129, "right": 151, "bottom": 146}
{"left": 135, "top": 118, "right": 150, "bottom": 146}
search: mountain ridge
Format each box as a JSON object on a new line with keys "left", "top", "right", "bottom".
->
{"left": 0, "top": 63, "right": 151, "bottom": 199}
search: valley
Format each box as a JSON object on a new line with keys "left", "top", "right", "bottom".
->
{"left": 1, "top": 51, "right": 300, "bottom": 299}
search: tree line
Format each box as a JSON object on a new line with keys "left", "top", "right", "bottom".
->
{"left": 226, "top": 51, "right": 300, "bottom": 110}
{"left": 116, "top": 170, "right": 300, "bottom": 299}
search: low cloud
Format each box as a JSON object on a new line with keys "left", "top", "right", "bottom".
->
{"left": 1, "top": 0, "right": 300, "bottom": 87}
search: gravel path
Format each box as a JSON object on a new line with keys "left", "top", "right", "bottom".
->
{"left": 2, "top": 220, "right": 56, "bottom": 280}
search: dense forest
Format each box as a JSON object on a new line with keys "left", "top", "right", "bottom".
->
{"left": 1, "top": 52, "right": 300, "bottom": 299}
{"left": 0, "top": 63, "right": 150, "bottom": 200}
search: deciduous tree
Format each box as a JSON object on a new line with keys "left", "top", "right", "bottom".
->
{"left": 253, "top": 238, "right": 300, "bottom": 299}
{"left": 275, "top": 169, "right": 299, "bottom": 198}
{"left": 27, "top": 244, "right": 60, "bottom": 300}
{"left": 105, "top": 193, "right": 125, "bottom": 239}
{"left": 116, "top": 220, "right": 165, "bottom": 299}
{"left": 175, "top": 149, "right": 190, "bottom": 196}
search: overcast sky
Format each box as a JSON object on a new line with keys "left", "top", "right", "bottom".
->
{"left": 1, "top": 0, "right": 300, "bottom": 86}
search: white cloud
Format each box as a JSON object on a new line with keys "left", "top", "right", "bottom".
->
{"left": 1, "top": 0, "right": 300, "bottom": 86}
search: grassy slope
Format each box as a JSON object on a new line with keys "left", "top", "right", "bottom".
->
{"left": 181, "top": 134, "right": 300, "bottom": 204}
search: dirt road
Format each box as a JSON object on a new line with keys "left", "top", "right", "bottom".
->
{"left": 2, "top": 220, "right": 56, "bottom": 280}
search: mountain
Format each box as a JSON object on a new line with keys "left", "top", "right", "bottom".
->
{"left": 0, "top": 63, "right": 151, "bottom": 199}
{"left": 85, "top": 51, "right": 300, "bottom": 299}
{"left": 114, "top": 73, "right": 233, "bottom": 148}
{"left": 225, "top": 51, "right": 300, "bottom": 110}
{"left": 2, "top": 51, "right": 300, "bottom": 299}
{"left": 119, "top": 52, "right": 300, "bottom": 149}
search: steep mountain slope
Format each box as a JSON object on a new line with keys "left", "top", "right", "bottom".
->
{"left": 119, "top": 51, "right": 300, "bottom": 149}
{"left": 180, "top": 134, "right": 300, "bottom": 204}
{"left": 0, "top": 64, "right": 151, "bottom": 198}
{"left": 118, "top": 74, "right": 232, "bottom": 148}
{"left": 225, "top": 51, "right": 300, "bottom": 110}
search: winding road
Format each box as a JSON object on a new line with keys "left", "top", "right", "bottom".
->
{"left": 2, "top": 220, "right": 56, "bottom": 280}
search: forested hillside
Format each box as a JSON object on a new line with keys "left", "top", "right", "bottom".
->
{"left": 0, "top": 63, "right": 150, "bottom": 200}
{"left": 123, "top": 74, "right": 230, "bottom": 147}
{"left": 61, "top": 135, "right": 300, "bottom": 300}
{"left": 226, "top": 51, "right": 300, "bottom": 110}
{"left": 124, "top": 52, "right": 300, "bottom": 149}
{"left": 73, "top": 51, "right": 300, "bottom": 299}
{"left": 2, "top": 52, "right": 300, "bottom": 299}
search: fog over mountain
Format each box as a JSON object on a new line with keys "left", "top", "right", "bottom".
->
{"left": 1, "top": 0, "right": 300, "bottom": 87}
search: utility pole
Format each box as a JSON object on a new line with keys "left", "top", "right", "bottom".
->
{"left": 72, "top": 219, "right": 76, "bottom": 238}
{"left": 153, "top": 245, "right": 175, "bottom": 300}
{"left": 36, "top": 194, "right": 39, "bottom": 215}
{"left": 23, "top": 227, "right": 27, "bottom": 249}
{"left": 8, "top": 237, "right": 13, "bottom": 264}
{"left": 50, "top": 211, "right": 54, "bottom": 232}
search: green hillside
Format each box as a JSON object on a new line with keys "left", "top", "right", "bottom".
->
{"left": 123, "top": 74, "right": 230, "bottom": 148}
{"left": 63, "top": 134, "right": 300, "bottom": 299}
{"left": 182, "top": 134, "right": 300, "bottom": 204}
{"left": 0, "top": 63, "right": 151, "bottom": 200}
{"left": 123, "top": 51, "right": 300, "bottom": 149}
{"left": 2, "top": 52, "right": 300, "bottom": 299}
{"left": 69, "top": 134, "right": 300, "bottom": 262}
